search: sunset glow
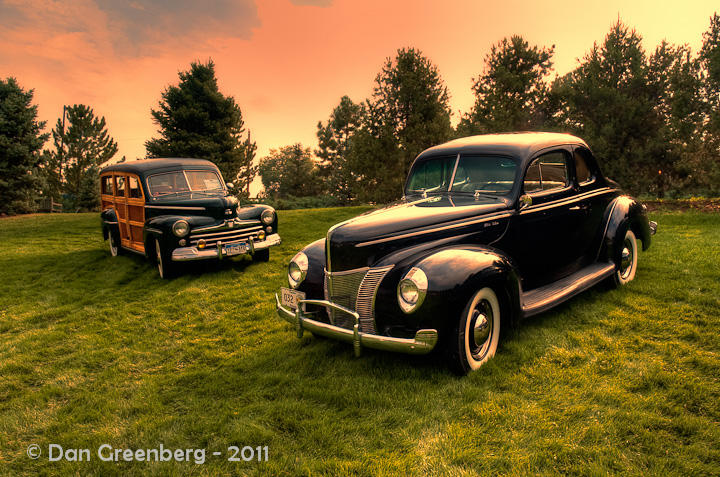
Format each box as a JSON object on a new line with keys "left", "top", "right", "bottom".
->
{"left": 1, "top": 0, "right": 717, "bottom": 193}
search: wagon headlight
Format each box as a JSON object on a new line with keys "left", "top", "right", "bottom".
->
{"left": 261, "top": 209, "right": 276, "bottom": 225}
{"left": 172, "top": 220, "right": 189, "bottom": 237}
{"left": 288, "top": 251, "right": 308, "bottom": 289}
{"left": 397, "top": 267, "right": 428, "bottom": 314}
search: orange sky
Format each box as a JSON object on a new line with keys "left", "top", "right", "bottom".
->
{"left": 1, "top": 0, "right": 717, "bottom": 194}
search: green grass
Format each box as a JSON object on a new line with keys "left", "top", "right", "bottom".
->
{"left": 0, "top": 208, "right": 718, "bottom": 475}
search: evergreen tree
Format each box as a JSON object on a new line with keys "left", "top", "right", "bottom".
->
{"left": 258, "top": 144, "right": 320, "bottom": 199}
{"left": 348, "top": 48, "right": 452, "bottom": 203}
{"left": 316, "top": 95, "right": 364, "bottom": 203}
{"left": 145, "top": 60, "right": 255, "bottom": 188}
{"left": 701, "top": 13, "right": 720, "bottom": 145}
{"left": 0, "top": 77, "right": 48, "bottom": 214}
{"left": 552, "top": 21, "right": 663, "bottom": 194}
{"left": 49, "top": 104, "right": 118, "bottom": 211}
{"left": 459, "top": 35, "right": 555, "bottom": 135}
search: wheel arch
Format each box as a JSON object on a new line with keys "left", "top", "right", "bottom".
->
{"left": 601, "top": 196, "right": 652, "bottom": 262}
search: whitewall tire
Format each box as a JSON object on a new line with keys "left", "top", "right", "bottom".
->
{"left": 448, "top": 287, "right": 502, "bottom": 375}
{"left": 614, "top": 229, "right": 638, "bottom": 286}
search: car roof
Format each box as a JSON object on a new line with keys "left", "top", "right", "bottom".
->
{"left": 100, "top": 158, "right": 219, "bottom": 177}
{"left": 415, "top": 132, "right": 589, "bottom": 163}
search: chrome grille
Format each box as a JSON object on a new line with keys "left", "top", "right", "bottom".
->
{"left": 323, "top": 266, "right": 391, "bottom": 332}
{"left": 189, "top": 225, "right": 263, "bottom": 247}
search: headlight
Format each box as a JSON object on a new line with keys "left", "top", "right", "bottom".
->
{"left": 172, "top": 220, "right": 189, "bottom": 237}
{"left": 261, "top": 209, "right": 276, "bottom": 225}
{"left": 397, "top": 267, "right": 428, "bottom": 314}
{"left": 288, "top": 251, "right": 308, "bottom": 289}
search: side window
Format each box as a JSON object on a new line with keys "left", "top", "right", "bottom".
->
{"left": 115, "top": 176, "right": 126, "bottom": 197}
{"left": 573, "top": 148, "right": 593, "bottom": 184}
{"left": 524, "top": 151, "right": 569, "bottom": 193}
{"left": 101, "top": 176, "right": 113, "bottom": 195}
{"left": 128, "top": 176, "right": 142, "bottom": 199}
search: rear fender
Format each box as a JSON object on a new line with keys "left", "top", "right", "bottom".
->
{"left": 600, "top": 196, "right": 651, "bottom": 262}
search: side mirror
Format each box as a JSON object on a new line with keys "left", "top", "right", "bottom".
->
{"left": 518, "top": 194, "right": 532, "bottom": 210}
{"left": 226, "top": 182, "right": 234, "bottom": 189}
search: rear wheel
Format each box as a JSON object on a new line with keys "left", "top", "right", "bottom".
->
{"left": 253, "top": 248, "right": 270, "bottom": 262}
{"left": 155, "top": 238, "right": 175, "bottom": 279}
{"left": 611, "top": 229, "right": 638, "bottom": 287}
{"left": 108, "top": 230, "right": 121, "bottom": 257}
{"left": 447, "top": 287, "right": 501, "bottom": 375}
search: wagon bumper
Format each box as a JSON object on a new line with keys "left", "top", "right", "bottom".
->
{"left": 275, "top": 294, "right": 438, "bottom": 357}
{"left": 171, "top": 233, "right": 281, "bottom": 261}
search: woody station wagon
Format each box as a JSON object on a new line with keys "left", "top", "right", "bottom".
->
{"left": 276, "top": 133, "right": 657, "bottom": 374}
{"left": 100, "top": 158, "right": 280, "bottom": 278}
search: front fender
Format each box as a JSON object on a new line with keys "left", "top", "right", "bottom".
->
{"left": 601, "top": 196, "right": 651, "bottom": 262}
{"left": 100, "top": 208, "right": 118, "bottom": 239}
{"left": 294, "top": 238, "right": 327, "bottom": 300}
{"left": 375, "top": 245, "right": 521, "bottom": 335}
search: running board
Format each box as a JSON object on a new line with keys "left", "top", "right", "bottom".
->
{"left": 521, "top": 262, "right": 615, "bottom": 318}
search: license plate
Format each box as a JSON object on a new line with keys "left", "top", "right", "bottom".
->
{"left": 280, "top": 287, "right": 305, "bottom": 310}
{"left": 224, "top": 242, "right": 247, "bottom": 256}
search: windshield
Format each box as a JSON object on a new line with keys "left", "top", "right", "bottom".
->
{"left": 405, "top": 155, "right": 456, "bottom": 195}
{"left": 451, "top": 155, "right": 517, "bottom": 195}
{"left": 406, "top": 154, "right": 518, "bottom": 197}
{"left": 148, "top": 170, "right": 225, "bottom": 198}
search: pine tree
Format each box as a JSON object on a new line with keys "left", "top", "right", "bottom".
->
{"left": 0, "top": 77, "right": 48, "bottom": 214}
{"left": 49, "top": 104, "right": 118, "bottom": 210}
{"left": 146, "top": 60, "right": 255, "bottom": 188}
{"left": 459, "top": 35, "right": 555, "bottom": 135}
{"left": 258, "top": 144, "right": 320, "bottom": 199}
{"left": 316, "top": 96, "right": 364, "bottom": 203}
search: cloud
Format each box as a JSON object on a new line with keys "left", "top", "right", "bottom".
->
{"left": 290, "top": 0, "right": 333, "bottom": 6}
{"left": 0, "top": 0, "right": 261, "bottom": 57}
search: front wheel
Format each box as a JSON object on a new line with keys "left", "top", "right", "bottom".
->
{"left": 447, "top": 287, "right": 501, "bottom": 375}
{"left": 611, "top": 229, "right": 638, "bottom": 287}
{"left": 155, "top": 238, "right": 175, "bottom": 279}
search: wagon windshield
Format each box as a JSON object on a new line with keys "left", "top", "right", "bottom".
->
{"left": 148, "top": 170, "right": 225, "bottom": 198}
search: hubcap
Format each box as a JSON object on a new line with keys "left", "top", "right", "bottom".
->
{"left": 620, "top": 238, "right": 633, "bottom": 279}
{"left": 470, "top": 299, "right": 493, "bottom": 360}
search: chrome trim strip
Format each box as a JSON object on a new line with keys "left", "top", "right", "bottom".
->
{"left": 193, "top": 219, "right": 261, "bottom": 233}
{"left": 356, "top": 211, "right": 513, "bottom": 247}
{"left": 190, "top": 226, "right": 262, "bottom": 239}
{"left": 144, "top": 227, "right": 162, "bottom": 234}
{"left": 276, "top": 294, "right": 438, "bottom": 356}
{"left": 144, "top": 205, "right": 206, "bottom": 210}
{"left": 104, "top": 221, "right": 118, "bottom": 225}
{"left": 447, "top": 152, "right": 460, "bottom": 192}
{"left": 519, "top": 187, "right": 612, "bottom": 215}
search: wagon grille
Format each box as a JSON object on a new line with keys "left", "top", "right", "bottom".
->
{"left": 323, "top": 266, "right": 392, "bottom": 333}
{"left": 189, "top": 225, "right": 264, "bottom": 247}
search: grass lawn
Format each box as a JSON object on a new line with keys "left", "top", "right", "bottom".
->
{"left": 0, "top": 207, "right": 718, "bottom": 475}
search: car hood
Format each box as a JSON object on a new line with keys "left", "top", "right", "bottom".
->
{"left": 327, "top": 194, "right": 512, "bottom": 271}
{"left": 145, "top": 194, "right": 239, "bottom": 221}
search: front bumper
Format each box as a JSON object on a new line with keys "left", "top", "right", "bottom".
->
{"left": 275, "top": 294, "right": 438, "bottom": 356}
{"left": 172, "top": 233, "right": 281, "bottom": 262}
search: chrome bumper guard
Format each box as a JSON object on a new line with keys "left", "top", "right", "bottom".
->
{"left": 649, "top": 221, "right": 657, "bottom": 235}
{"left": 172, "top": 233, "right": 281, "bottom": 262}
{"left": 275, "top": 294, "right": 438, "bottom": 357}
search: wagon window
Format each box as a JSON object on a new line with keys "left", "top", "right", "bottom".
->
{"left": 101, "top": 176, "right": 113, "bottom": 195}
{"left": 128, "top": 176, "right": 142, "bottom": 199}
{"left": 115, "top": 176, "right": 126, "bottom": 197}
{"left": 525, "top": 152, "right": 569, "bottom": 193}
